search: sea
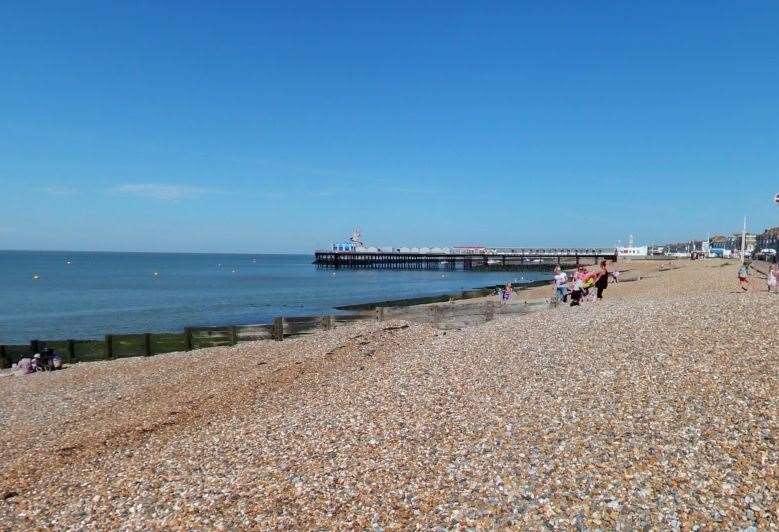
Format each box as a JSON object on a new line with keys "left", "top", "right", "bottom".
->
{"left": 0, "top": 251, "right": 550, "bottom": 344}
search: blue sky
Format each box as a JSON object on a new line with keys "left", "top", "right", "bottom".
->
{"left": 1, "top": 1, "right": 778, "bottom": 253}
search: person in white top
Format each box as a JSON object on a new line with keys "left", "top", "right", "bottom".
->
{"left": 768, "top": 264, "right": 777, "bottom": 293}
{"left": 552, "top": 266, "right": 568, "bottom": 302}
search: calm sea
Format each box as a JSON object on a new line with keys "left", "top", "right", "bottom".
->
{"left": 0, "top": 251, "right": 550, "bottom": 344}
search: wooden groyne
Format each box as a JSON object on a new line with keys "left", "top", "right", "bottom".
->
{"left": 314, "top": 248, "right": 617, "bottom": 269}
{"left": 0, "top": 283, "right": 543, "bottom": 369}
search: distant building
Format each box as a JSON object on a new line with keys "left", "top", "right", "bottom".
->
{"left": 756, "top": 226, "right": 779, "bottom": 254}
{"left": 731, "top": 232, "right": 757, "bottom": 254}
{"left": 648, "top": 245, "right": 665, "bottom": 255}
{"left": 709, "top": 235, "right": 730, "bottom": 248}
{"left": 332, "top": 227, "right": 364, "bottom": 252}
{"left": 664, "top": 240, "right": 706, "bottom": 256}
{"left": 617, "top": 245, "right": 648, "bottom": 257}
{"left": 453, "top": 245, "right": 488, "bottom": 254}
{"left": 616, "top": 234, "right": 647, "bottom": 257}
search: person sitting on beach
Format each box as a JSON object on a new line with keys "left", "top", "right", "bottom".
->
{"left": 569, "top": 276, "right": 584, "bottom": 306}
{"left": 738, "top": 264, "right": 749, "bottom": 291}
{"left": 552, "top": 266, "right": 568, "bottom": 302}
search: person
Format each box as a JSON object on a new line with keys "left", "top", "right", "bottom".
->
{"left": 13, "top": 357, "right": 33, "bottom": 376}
{"left": 502, "top": 282, "right": 513, "bottom": 303}
{"left": 767, "top": 264, "right": 777, "bottom": 293}
{"left": 611, "top": 269, "right": 620, "bottom": 283}
{"left": 594, "top": 260, "right": 610, "bottom": 300}
{"left": 577, "top": 267, "right": 595, "bottom": 301}
{"left": 552, "top": 266, "right": 568, "bottom": 302}
{"left": 738, "top": 264, "right": 749, "bottom": 291}
{"left": 569, "top": 275, "right": 583, "bottom": 306}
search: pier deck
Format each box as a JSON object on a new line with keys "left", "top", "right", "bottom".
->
{"left": 314, "top": 248, "right": 617, "bottom": 269}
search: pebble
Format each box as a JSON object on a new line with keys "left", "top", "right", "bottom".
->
{"left": 0, "top": 260, "right": 776, "bottom": 529}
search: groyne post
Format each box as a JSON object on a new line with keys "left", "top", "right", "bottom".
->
{"left": 104, "top": 334, "right": 114, "bottom": 359}
{"left": 273, "top": 317, "right": 284, "bottom": 341}
{"left": 67, "top": 339, "right": 76, "bottom": 363}
{"left": 184, "top": 328, "right": 193, "bottom": 351}
{"left": 143, "top": 333, "right": 152, "bottom": 356}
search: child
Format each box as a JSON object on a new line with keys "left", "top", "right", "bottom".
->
{"left": 502, "top": 282, "right": 513, "bottom": 302}
{"left": 569, "top": 276, "right": 583, "bottom": 306}
{"left": 738, "top": 264, "right": 749, "bottom": 291}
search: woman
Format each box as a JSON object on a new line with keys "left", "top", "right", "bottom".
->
{"left": 768, "top": 264, "right": 777, "bottom": 293}
{"left": 552, "top": 266, "right": 568, "bottom": 302}
{"left": 594, "top": 260, "right": 610, "bottom": 300}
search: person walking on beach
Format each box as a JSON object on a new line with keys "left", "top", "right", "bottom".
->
{"left": 552, "top": 266, "right": 568, "bottom": 302}
{"left": 767, "top": 264, "right": 777, "bottom": 293}
{"left": 502, "top": 282, "right": 513, "bottom": 303}
{"left": 594, "top": 260, "right": 610, "bottom": 300}
{"left": 738, "top": 264, "right": 749, "bottom": 291}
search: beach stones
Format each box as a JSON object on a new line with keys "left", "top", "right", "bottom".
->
{"left": 0, "top": 260, "right": 776, "bottom": 529}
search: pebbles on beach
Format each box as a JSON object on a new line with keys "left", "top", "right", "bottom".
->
{"left": 0, "top": 260, "right": 777, "bottom": 529}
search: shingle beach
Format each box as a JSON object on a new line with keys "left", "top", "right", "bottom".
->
{"left": 1, "top": 259, "right": 777, "bottom": 529}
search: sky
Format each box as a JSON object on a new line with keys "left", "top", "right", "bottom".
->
{"left": 1, "top": 1, "right": 778, "bottom": 253}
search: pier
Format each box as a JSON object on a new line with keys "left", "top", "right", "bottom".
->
{"left": 314, "top": 248, "right": 618, "bottom": 269}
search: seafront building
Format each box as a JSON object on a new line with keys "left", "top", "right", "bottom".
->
{"left": 756, "top": 226, "right": 779, "bottom": 255}
{"left": 732, "top": 232, "right": 757, "bottom": 254}
{"left": 616, "top": 235, "right": 648, "bottom": 257}
{"left": 708, "top": 235, "right": 732, "bottom": 258}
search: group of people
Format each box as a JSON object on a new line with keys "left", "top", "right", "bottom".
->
{"left": 9, "top": 347, "right": 63, "bottom": 376}
{"left": 553, "top": 260, "right": 616, "bottom": 306}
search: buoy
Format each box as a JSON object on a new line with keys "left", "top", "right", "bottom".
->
{"left": 153, "top": 272, "right": 159, "bottom": 277}
{"left": 32, "top": 273, "right": 40, "bottom": 280}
